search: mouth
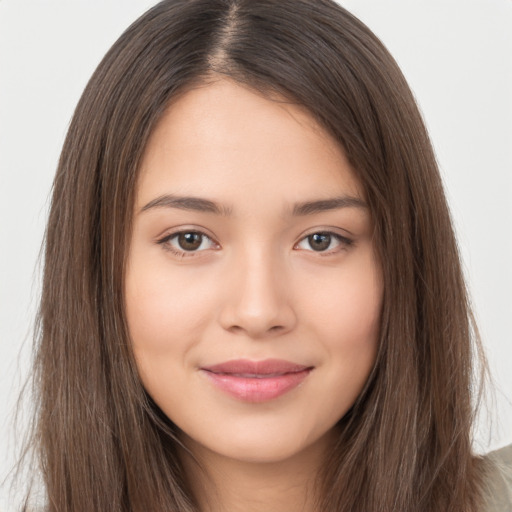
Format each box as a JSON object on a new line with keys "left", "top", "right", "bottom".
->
{"left": 200, "top": 359, "right": 313, "bottom": 403}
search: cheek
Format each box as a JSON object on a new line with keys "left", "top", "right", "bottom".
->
{"left": 124, "top": 263, "right": 212, "bottom": 409}
{"left": 125, "top": 255, "right": 214, "bottom": 361}
{"left": 303, "top": 252, "right": 382, "bottom": 345}
{"left": 301, "top": 252, "right": 382, "bottom": 400}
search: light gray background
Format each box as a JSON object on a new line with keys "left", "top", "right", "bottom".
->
{"left": 1, "top": 0, "right": 511, "bottom": 509}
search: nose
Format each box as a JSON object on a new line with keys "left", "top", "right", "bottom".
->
{"left": 218, "top": 250, "right": 297, "bottom": 339}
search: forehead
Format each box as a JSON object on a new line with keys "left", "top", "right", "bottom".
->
{"left": 136, "top": 79, "right": 364, "bottom": 211}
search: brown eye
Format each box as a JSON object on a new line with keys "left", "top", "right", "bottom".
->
{"left": 158, "top": 230, "right": 217, "bottom": 256}
{"left": 295, "top": 231, "right": 353, "bottom": 254}
{"left": 307, "top": 233, "right": 331, "bottom": 251}
{"left": 178, "top": 232, "right": 203, "bottom": 251}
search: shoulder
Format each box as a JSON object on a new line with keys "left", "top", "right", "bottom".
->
{"left": 481, "top": 443, "right": 512, "bottom": 512}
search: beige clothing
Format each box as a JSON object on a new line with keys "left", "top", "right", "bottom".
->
{"left": 482, "top": 444, "right": 512, "bottom": 511}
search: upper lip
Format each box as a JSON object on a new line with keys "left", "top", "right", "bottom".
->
{"left": 201, "top": 359, "right": 312, "bottom": 376}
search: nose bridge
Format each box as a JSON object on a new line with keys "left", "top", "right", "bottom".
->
{"left": 218, "top": 242, "right": 296, "bottom": 337}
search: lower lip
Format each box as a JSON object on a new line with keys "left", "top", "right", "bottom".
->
{"left": 202, "top": 369, "right": 312, "bottom": 403}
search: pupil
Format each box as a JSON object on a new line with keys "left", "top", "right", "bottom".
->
{"left": 178, "top": 232, "right": 202, "bottom": 250}
{"left": 309, "top": 233, "right": 330, "bottom": 251}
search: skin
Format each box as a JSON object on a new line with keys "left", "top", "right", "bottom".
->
{"left": 125, "top": 79, "right": 383, "bottom": 512}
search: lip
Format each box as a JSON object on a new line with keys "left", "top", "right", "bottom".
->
{"left": 200, "top": 359, "right": 313, "bottom": 403}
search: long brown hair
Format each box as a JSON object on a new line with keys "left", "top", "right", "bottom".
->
{"left": 25, "top": 0, "right": 486, "bottom": 510}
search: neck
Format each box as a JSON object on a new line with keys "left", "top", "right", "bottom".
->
{"left": 179, "top": 433, "right": 333, "bottom": 512}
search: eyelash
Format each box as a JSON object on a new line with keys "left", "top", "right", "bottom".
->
{"left": 157, "top": 230, "right": 219, "bottom": 258}
{"left": 294, "top": 232, "right": 354, "bottom": 255}
{"left": 156, "top": 229, "right": 353, "bottom": 258}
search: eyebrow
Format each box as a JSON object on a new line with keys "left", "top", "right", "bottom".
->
{"left": 140, "top": 194, "right": 367, "bottom": 216}
{"left": 291, "top": 196, "right": 367, "bottom": 216}
{"left": 140, "top": 194, "right": 233, "bottom": 216}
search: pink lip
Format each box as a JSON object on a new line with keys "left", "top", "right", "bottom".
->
{"left": 201, "top": 359, "right": 313, "bottom": 403}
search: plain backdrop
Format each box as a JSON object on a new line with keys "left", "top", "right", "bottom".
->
{"left": 1, "top": 0, "right": 511, "bottom": 509}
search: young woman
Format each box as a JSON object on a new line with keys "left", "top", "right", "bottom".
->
{"left": 22, "top": 0, "right": 511, "bottom": 511}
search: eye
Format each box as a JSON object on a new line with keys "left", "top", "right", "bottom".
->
{"left": 295, "top": 231, "right": 352, "bottom": 253}
{"left": 158, "top": 230, "right": 218, "bottom": 257}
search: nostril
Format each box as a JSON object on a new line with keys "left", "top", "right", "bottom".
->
{"left": 217, "top": 283, "right": 298, "bottom": 337}
{"left": 226, "top": 323, "right": 287, "bottom": 336}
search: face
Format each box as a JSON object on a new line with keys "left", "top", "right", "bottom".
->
{"left": 125, "top": 79, "right": 383, "bottom": 464}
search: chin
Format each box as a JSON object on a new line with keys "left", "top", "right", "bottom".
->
{"left": 179, "top": 418, "right": 336, "bottom": 467}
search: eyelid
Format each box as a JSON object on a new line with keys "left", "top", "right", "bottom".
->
{"left": 156, "top": 227, "right": 220, "bottom": 258}
{"left": 294, "top": 229, "right": 354, "bottom": 254}
{"left": 156, "top": 226, "right": 354, "bottom": 258}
